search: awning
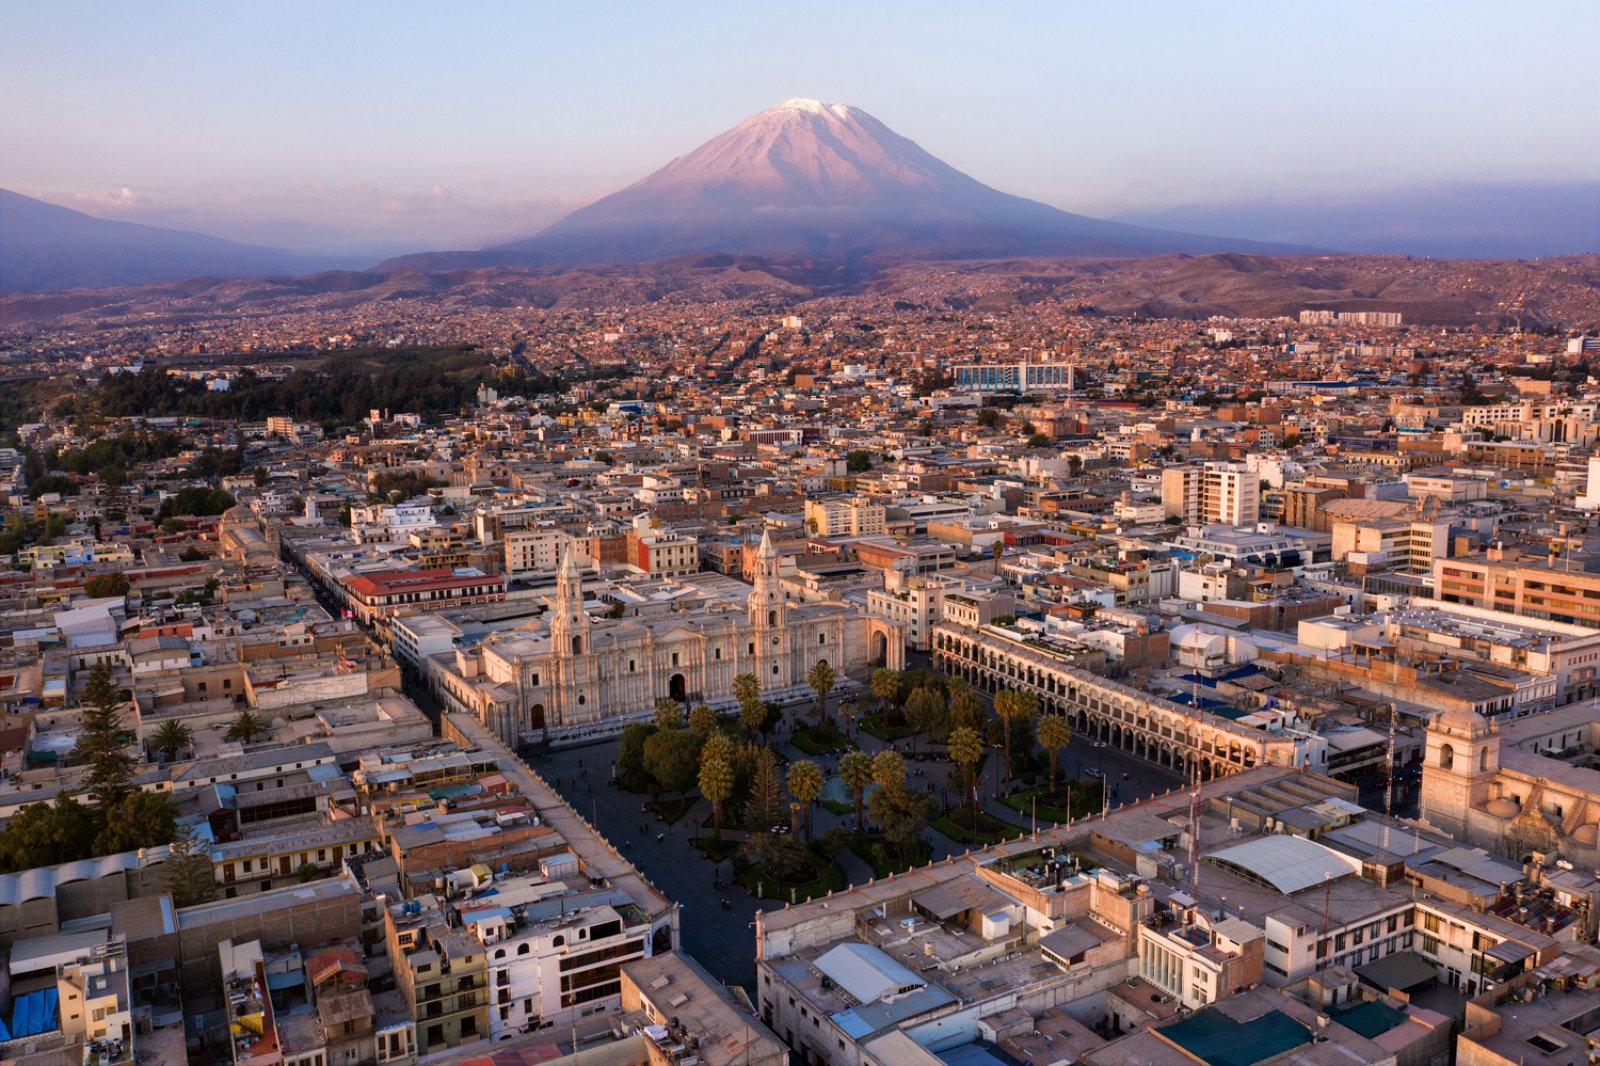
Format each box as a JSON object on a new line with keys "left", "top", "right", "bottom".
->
{"left": 1487, "top": 939, "right": 1535, "bottom": 966}
{"left": 1356, "top": 951, "right": 1437, "bottom": 992}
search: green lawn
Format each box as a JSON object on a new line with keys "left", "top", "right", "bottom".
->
{"left": 691, "top": 836, "right": 740, "bottom": 863}
{"left": 820, "top": 797, "right": 855, "bottom": 817}
{"left": 791, "top": 722, "right": 849, "bottom": 756}
{"left": 849, "top": 834, "right": 933, "bottom": 879}
{"left": 858, "top": 714, "right": 919, "bottom": 742}
{"left": 736, "top": 857, "right": 846, "bottom": 902}
{"left": 931, "top": 808, "right": 1026, "bottom": 846}
{"left": 647, "top": 795, "right": 699, "bottom": 825}
{"left": 1000, "top": 780, "right": 1101, "bottom": 823}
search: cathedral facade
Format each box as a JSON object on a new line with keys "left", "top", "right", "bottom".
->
{"left": 1419, "top": 702, "right": 1600, "bottom": 869}
{"left": 437, "top": 534, "right": 904, "bottom": 745}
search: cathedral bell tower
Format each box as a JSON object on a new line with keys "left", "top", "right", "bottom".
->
{"left": 547, "top": 542, "right": 594, "bottom": 723}
{"left": 748, "top": 531, "right": 788, "bottom": 688}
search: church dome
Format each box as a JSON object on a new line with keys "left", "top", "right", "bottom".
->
{"left": 1485, "top": 798, "right": 1519, "bottom": 819}
{"left": 1572, "top": 823, "right": 1599, "bottom": 846}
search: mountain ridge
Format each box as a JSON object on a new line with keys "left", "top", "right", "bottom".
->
{"left": 0, "top": 189, "right": 347, "bottom": 293}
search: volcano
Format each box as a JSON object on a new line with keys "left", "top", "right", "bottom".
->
{"left": 491, "top": 99, "right": 1306, "bottom": 264}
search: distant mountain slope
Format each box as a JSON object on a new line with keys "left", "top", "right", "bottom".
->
{"left": 6, "top": 253, "right": 1597, "bottom": 330}
{"left": 0, "top": 189, "right": 339, "bottom": 293}
{"left": 488, "top": 99, "right": 1310, "bottom": 265}
{"left": 1114, "top": 181, "right": 1600, "bottom": 259}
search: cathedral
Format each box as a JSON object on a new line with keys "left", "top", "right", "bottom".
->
{"left": 1419, "top": 701, "right": 1600, "bottom": 869}
{"left": 438, "top": 534, "right": 904, "bottom": 745}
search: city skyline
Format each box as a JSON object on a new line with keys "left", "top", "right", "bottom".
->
{"left": 3, "top": 1, "right": 1597, "bottom": 257}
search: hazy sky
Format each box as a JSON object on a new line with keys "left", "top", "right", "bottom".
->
{"left": 3, "top": 1, "right": 1596, "bottom": 255}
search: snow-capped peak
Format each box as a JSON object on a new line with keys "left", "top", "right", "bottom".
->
{"left": 770, "top": 98, "right": 852, "bottom": 120}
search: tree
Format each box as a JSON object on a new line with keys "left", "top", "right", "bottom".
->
{"left": 837, "top": 699, "right": 856, "bottom": 739}
{"left": 1036, "top": 714, "right": 1072, "bottom": 796}
{"left": 83, "top": 573, "right": 130, "bottom": 599}
{"left": 1027, "top": 433, "right": 1051, "bottom": 449}
{"left": 164, "top": 822, "right": 217, "bottom": 906}
{"left": 845, "top": 449, "right": 873, "bottom": 473}
{"left": 949, "top": 686, "right": 984, "bottom": 735}
{"left": 74, "top": 663, "right": 134, "bottom": 811}
{"left": 700, "top": 731, "right": 736, "bottom": 771}
{"left": 652, "top": 698, "right": 683, "bottom": 732}
{"left": 807, "top": 660, "right": 836, "bottom": 724}
{"left": 868, "top": 783, "right": 935, "bottom": 861}
{"left": 0, "top": 796, "right": 95, "bottom": 871}
{"left": 947, "top": 726, "right": 984, "bottom": 826}
{"left": 740, "top": 696, "right": 768, "bottom": 740}
{"left": 870, "top": 668, "right": 901, "bottom": 723}
{"left": 699, "top": 758, "right": 734, "bottom": 839}
{"left": 732, "top": 673, "right": 762, "bottom": 736}
{"left": 871, "top": 750, "right": 906, "bottom": 792}
{"left": 642, "top": 729, "right": 699, "bottom": 796}
{"left": 618, "top": 722, "right": 656, "bottom": 778}
{"left": 744, "top": 747, "right": 787, "bottom": 834}
{"left": 297, "top": 861, "right": 319, "bottom": 883}
{"left": 688, "top": 704, "right": 718, "bottom": 737}
{"left": 150, "top": 720, "right": 195, "bottom": 762}
{"left": 905, "top": 685, "right": 948, "bottom": 743}
{"left": 97, "top": 791, "right": 177, "bottom": 855}
{"left": 993, "top": 688, "right": 1040, "bottom": 783}
{"left": 81, "top": 660, "right": 117, "bottom": 714}
{"left": 839, "top": 750, "right": 874, "bottom": 834}
{"left": 977, "top": 408, "right": 1000, "bottom": 428}
{"left": 786, "top": 760, "right": 824, "bottom": 841}
{"left": 224, "top": 710, "right": 271, "bottom": 745}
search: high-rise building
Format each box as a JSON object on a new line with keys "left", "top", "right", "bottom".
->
{"left": 1161, "top": 462, "right": 1259, "bottom": 526}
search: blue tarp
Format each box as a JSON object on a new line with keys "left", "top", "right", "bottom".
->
{"left": 10, "top": 987, "right": 58, "bottom": 1038}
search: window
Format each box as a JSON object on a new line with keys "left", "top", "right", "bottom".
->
{"left": 1421, "top": 934, "right": 1439, "bottom": 955}
{"left": 1423, "top": 912, "right": 1441, "bottom": 933}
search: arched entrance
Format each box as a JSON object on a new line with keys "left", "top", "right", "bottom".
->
{"left": 669, "top": 674, "right": 687, "bottom": 704}
{"left": 871, "top": 632, "right": 888, "bottom": 667}
{"left": 529, "top": 703, "right": 545, "bottom": 730}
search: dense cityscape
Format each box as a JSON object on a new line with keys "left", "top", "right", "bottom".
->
{"left": 3, "top": 2, "right": 1599, "bottom": 1064}
{"left": 0, "top": 287, "right": 1592, "bottom": 1066}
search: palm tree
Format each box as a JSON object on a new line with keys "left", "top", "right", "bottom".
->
{"left": 653, "top": 698, "right": 683, "bottom": 731}
{"left": 947, "top": 726, "right": 984, "bottom": 830}
{"left": 732, "top": 672, "right": 760, "bottom": 709}
{"left": 151, "top": 720, "right": 194, "bottom": 762}
{"left": 224, "top": 710, "right": 270, "bottom": 745}
{"left": 837, "top": 700, "right": 856, "bottom": 740}
{"left": 699, "top": 758, "right": 734, "bottom": 839}
{"left": 740, "top": 697, "right": 768, "bottom": 740}
{"left": 807, "top": 660, "right": 836, "bottom": 727}
{"left": 732, "top": 672, "right": 763, "bottom": 738}
{"left": 992, "top": 688, "right": 1040, "bottom": 787}
{"left": 688, "top": 704, "right": 718, "bottom": 736}
{"left": 839, "top": 750, "right": 874, "bottom": 834}
{"left": 870, "top": 668, "right": 900, "bottom": 725}
{"left": 1036, "top": 714, "right": 1072, "bottom": 797}
{"left": 786, "top": 760, "right": 824, "bottom": 841}
{"left": 871, "top": 749, "right": 905, "bottom": 791}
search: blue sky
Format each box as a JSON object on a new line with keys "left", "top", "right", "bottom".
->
{"left": 3, "top": 1, "right": 1596, "bottom": 254}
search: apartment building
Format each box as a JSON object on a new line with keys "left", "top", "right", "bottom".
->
{"left": 804, "top": 496, "right": 887, "bottom": 537}
{"left": 1161, "top": 462, "right": 1260, "bottom": 526}
{"left": 384, "top": 895, "right": 489, "bottom": 1055}
{"left": 503, "top": 528, "right": 566, "bottom": 575}
{"left": 342, "top": 569, "right": 506, "bottom": 626}
{"left": 1434, "top": 548, "right": 1600, "bottom": 628}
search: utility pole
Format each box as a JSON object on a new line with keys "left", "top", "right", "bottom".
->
{"left": 1382, "top": 701, "right": 1397, "bottom": 899}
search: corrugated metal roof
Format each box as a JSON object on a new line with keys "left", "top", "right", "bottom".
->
{"left": 814, "top": 942, "right": 924, "bottom": 1005}
{"left": 1205, "top": 835, "right": 1362, "bottom": 895}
